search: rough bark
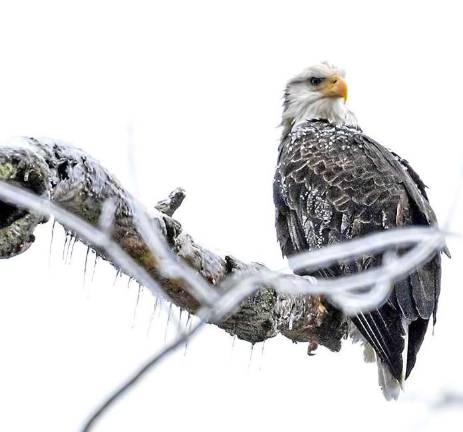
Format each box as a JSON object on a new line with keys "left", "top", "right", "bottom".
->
{"left": 0, "top": 137, "right": 345, "bottom": 351}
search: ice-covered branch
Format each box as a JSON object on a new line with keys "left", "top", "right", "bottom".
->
{"left": 0, "top": 138, "right": 346, "bottom": 347}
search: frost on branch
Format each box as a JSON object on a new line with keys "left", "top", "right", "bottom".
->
{"left": 0, "top": 143, "right": 49, "bottom": 257}
{"left": 0, "top": 137, "right": 345, "bottom": 350}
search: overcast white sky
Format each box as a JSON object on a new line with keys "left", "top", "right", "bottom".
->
{"left": 1, "top": 1, "right": 463, "bottom": 431}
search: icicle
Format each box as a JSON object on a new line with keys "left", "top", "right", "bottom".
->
{"left": 184, "top": 312, "right": 192, "bottom": 356}
{"left": 66, "top": 236, "right": 74, "bottom": 264}
{"left": 248, "top": 343, "right": 255, "bottom": 368}
{"left": 83, "top": 246, "right": 90, "bottom": 287}
{"left": 230, "top": 334, "right": 237, "bottom": 358}
{"left": 62, "top": 232, "right": 69, "bottom": 261}
{"left": 132, "top": 285, "right": 143, "bottom": 328}
{"left": 179, "top": 308, "right": 184, "bottom": 326}
{"left": 68, "top": 236, "right": 77, "bottom": 262}
{"left": 91, "top": 253, "right": 98, "bottom": 282}
{"left": 153, "top": 297, "right": 159, "bottom": 315}
{"left": 48, "top": 219, "right": 56, "bottom": 269}
{"left": 164, "top": 303, "right": 173, "bottom": 343}
{"left": 146, "top": 298, "right": 159, "bottom": 337}
{"left": 259, "top": 341, "right": 266, "bottom": 371}
{"left": 113, "top": 269, "right": 121, "bottom": 286}
{"left": 135, "top": 284, "right": 142, "bottom": 306}
{"left": 64, "top": 235, "right": 72, "bottom": 264}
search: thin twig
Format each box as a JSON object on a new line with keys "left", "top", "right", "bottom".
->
{"left": 81, "top": 319, "right": 205, "bottom": 431}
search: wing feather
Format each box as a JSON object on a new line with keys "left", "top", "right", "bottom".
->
{"left": 274, "top": 120, "right": 442, "bottom": 382}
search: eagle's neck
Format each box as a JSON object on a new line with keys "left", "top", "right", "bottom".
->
{"left": 281, "top": 93, "right": 359, "bottom": 139}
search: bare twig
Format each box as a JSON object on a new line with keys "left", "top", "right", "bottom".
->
{"left": 81, "top": 319, "right": 205, "bottom": 432}
{"left": 154, "top": 187, "right": 186, "bottom": 216}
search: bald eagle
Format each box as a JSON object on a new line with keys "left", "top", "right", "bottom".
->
{"left": 273, "top": 62, "right": 442, "bottom": 399}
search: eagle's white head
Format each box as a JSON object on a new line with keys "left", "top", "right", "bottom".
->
{"left": 282, "top": 62, "right": 358, "bottom": 137}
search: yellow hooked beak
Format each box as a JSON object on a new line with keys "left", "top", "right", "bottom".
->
{"left": 322, "top": 75, "right": 348, "bottom": 102}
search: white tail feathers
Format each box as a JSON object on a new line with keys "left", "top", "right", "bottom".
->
{"left": 377, "top": 359, "right": 401, "bottom": 401}
{"left": 349, "top": 323, "right": 378, "bottom": 363}
{"left": 363, "top": 343, "right": 377, "bottom": 363}
{"left": 350, "top": 321, "right": 405, "bottom": 400}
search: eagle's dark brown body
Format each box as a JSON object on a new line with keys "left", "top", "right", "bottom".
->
{"left": 273, "top": 119, "right": 441, "bottom": 381}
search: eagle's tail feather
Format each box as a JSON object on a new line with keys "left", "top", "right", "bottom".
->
{"left": 377, "top": 359, "right": 401, "bottom": 401}
{"left": 350, "top": 324, "right": 402, "bottom": 399}
{"left": 352, "top": 305, "right": 405, "bottom": 382}
{"left": 378, "top": 317, "right": 409, "bottom": 400}
{"left": 363, "top": 342, "right": 376, "bottom": 363}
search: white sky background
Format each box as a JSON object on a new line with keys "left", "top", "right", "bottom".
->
{"left": 1, "top": 0, "right": 463, "bottom": 430}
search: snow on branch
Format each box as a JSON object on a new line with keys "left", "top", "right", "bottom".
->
{"left": 0, "top": 137, "right": 447, "bottom": 431}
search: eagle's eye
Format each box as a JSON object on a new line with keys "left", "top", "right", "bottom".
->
{"left": 309, "top": 77, "right": 324, "bottom": 86}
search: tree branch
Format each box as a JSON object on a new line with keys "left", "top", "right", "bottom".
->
{"left": 0, "top": 137, "right": 345, "bottom": 350}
